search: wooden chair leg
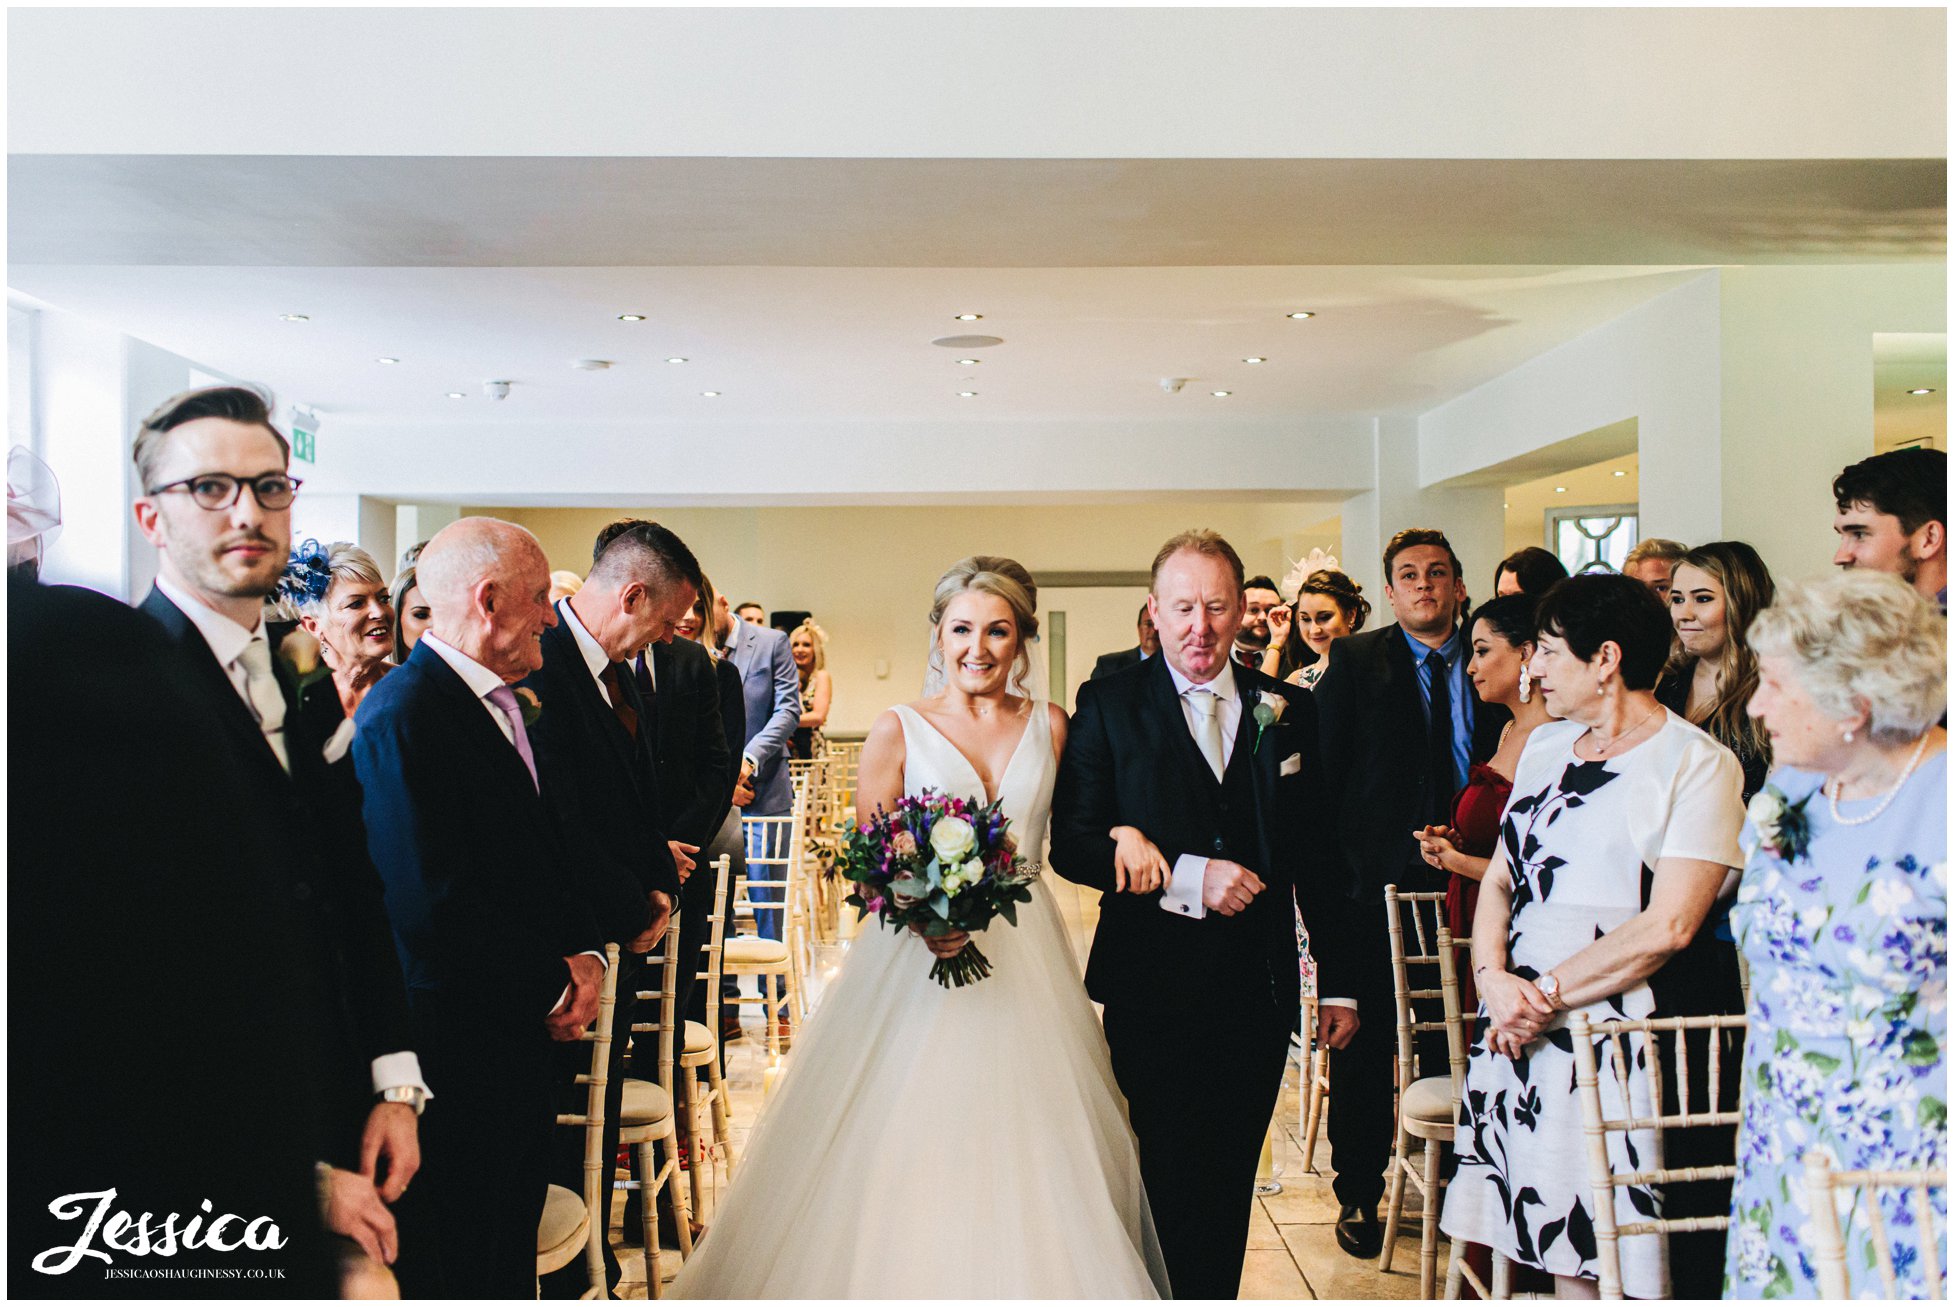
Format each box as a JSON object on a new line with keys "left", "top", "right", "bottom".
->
{"left": 667, "top": 1136, "right": 694, "bottom": 1260}
{"left": 707, "top": 1056, "right": 736, "bottom": 1181}
{"left": 1444, "top": 1232, "right": 1466, "bottom": 1299}
{"left": 1301, "top": 1053, "right": 1328, "bottom": 1173}
{"left": 1380, "top": 1141, "right": 1410, "bottom": 1272}
{"left": 1420, "top": 1135, "right": 1445, "bottom": 1299}
{"left": 638, "top": 1141, "right": 664, "bottom": 1299}
{"left": 681, "top": 1074, "right": 708, "bottom": 1222}
{"left": 764, "top": 974, "right": 781, "bottom": 1060}
{"left": 1491, "top": 1250, "right": 1512, "bottom": 1298}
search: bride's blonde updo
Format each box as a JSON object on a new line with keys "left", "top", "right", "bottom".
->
{"left": 927, "top": 556, "right": 1040, "bottom": 693}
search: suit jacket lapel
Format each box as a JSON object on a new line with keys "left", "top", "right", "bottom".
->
{"left": 141, "top": 588, "right": 290, "bottom": 784}
{"left": 1147, "top": 654, "right": 1223, "bottom": 791}
{"left": 408, "top": 641, "right": 540, "bottom": 799}
{"left": 544, "top": 618, "right": 638, "bottom": 777}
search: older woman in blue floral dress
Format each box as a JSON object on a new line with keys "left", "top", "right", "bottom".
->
{"left": 1726, "top": 570, "right": 1946, "bottom": 1299}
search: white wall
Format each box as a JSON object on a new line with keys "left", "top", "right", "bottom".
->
{"left": 299, "top": 415, "right": 1377, "bottom": 504}
{"left": 1718, "top": 266, "right": 1947, "bottom": 581}
{"left": 1417, "top": 267, "right": 1947, "bottom": 585}
{"left": 1340, "top": 417, "right": 1505, "bottom": 603}
{"left": 33, "top": 304, "right": 129, "bottom": 595}
{"left": 11, "top": 9, "right": 1941, "bottom": 159}
{"left": 1419, "top": 274, "right": 1725, "bottom": 551}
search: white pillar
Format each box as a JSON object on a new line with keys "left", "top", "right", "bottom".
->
{"left": 1716, "top": 266, "right": 1945, "bottom": 583}
{"left": 1343, "top": 417, "right": 1505, "bottom": 609}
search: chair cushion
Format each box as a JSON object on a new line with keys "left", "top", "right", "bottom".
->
{"left": 619, "top": 1076, "right": 673, "bottom": 1126}
{"left": 1401, "top": 1075, "right": 1455, "bottom": 1124}
{"left": 724, "top": 936, "right": 790, "bottom": 966}
{"left": 683, "top": 1019, "right": 715, "bottom": 1056}
{"left": 536, "top": 1184, "right": 587, "bottom": 1259}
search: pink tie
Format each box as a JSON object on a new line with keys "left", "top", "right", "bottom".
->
{"left": 485, "top": 685, "right": 539, "bottom": 792}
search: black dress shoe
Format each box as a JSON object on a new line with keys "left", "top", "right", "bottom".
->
{"left": 1335, "top": 1204, "right": 1382, "bottom": 1258}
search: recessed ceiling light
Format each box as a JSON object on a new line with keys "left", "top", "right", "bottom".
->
{"left": 1503, "top": 502, "right": 1511, "bottom": 510}
{"left": 958, "top": 391, "right": 978, "bottom": 398}
{"left": 1286, "top": 311, "right": 1315, "bottom": 320}
{"left": 1554, "top": 486, "right": 1567, "bottom": 493}
{"left": 956, "top": 358, "right": 981, "bottom": 366}
{"left": 665, "top": 357, "right": 688, "bottom": 364}
{"left": 954, "top": 313, "right": 983, "bottom": 321}
{"left": 1212, "top": 390, "right": 1232, "bottom": 397}
{"left": 446, "top": 392, "right": 466, "bottom": 400}
{"left": 1909, "top": 387, "right": 1937, "bottom": 395}
{"left": 1243, "top": 357, "right": 1267, "bottom": 364}
{"left": 376, "top": 357, "right": 399, "bottom": 365}
{"left": 701, "top": 391, "right": 721, "bottom": 398}
{"left": 618, "top": 314, "right": 647, "bottom": 322}
{"left": 1613, "top": 469, "right": 1627, "bottom": 477}
{"left": 279, "top": 313, "right": 310, "bottom": 322}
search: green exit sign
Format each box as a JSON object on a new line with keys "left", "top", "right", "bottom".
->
{"left": 293, "top": 424, "right": 316, "bottom": 464}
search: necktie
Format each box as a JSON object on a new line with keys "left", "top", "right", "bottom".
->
{"left": 1424, "top": 647, "right": 1457, "bottom": 821}
{"left": 599, "top": 662, "right": 639, "bottom": 740}
{"left": 485, "top": 685, "right": 540, "bottom": 792}
{"left": 235, "top": 638, "right": 290, "bottom": 773}
{"left": 1187, "top": 687, "right": 1226, "bottom": 783}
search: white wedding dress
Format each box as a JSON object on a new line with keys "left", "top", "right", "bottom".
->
{"left": 668, "top": 701, "right": 1169, "bottom": 1299}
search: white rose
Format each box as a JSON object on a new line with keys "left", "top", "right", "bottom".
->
{"left": 929, "top": 815, "right": 978, "bottom": 863}
{"left": 1746, "top": 790, "right": 1785, "bottom": 826}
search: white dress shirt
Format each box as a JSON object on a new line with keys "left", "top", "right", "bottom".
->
{"left": 559, "top": 598, "right": 616, "bottom": 703}
{"left": 418, "top": 631, "right": 607, "bottom": 1012}
{"left": 157, "top": 577, "right": 433, "bottom": 1096}
{"left": 1157, "top": 658, "right": 1356, "bottom": 1011}
{"left": 1160, "top": 659, "right": 1241, "bottom": 918}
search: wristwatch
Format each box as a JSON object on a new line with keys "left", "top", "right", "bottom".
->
{"left": 379, "top": 1085, "right": 429, "bottom": 1116}
{"left": 1537, "top": 973, "right": 1566, "bottom": 1010}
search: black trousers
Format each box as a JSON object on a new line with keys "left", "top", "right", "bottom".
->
{"left": 1327, "top": 882, "right": 1448, "bottom": 1211}
{"left": 1103, "top": 995, "right": 1293, "bottom": 1301}
{"left": 393, "top": 1001, "right": 553, "bottom": 1299}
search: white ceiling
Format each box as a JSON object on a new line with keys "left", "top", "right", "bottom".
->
{"left": 9, "top": 263, "right": 1718, "bottom": 424}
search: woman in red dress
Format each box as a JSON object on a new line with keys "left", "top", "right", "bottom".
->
{"left": 1414, "top": 594, "right": 1553, "bottom": 1007}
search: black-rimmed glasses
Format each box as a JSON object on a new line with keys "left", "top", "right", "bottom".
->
{"left": 145, "top": 472, "right": 303, "bottom": 511}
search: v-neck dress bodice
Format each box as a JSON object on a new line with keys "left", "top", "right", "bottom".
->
{"left": 669, "top": 699, "right": 1166, "bottom": 1299}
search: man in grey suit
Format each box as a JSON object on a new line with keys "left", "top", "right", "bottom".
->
{"left": 712, "top": 593, "right": 802, "bottom": 1017}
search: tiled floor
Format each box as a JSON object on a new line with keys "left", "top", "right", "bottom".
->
{"left": 611, "top": 881, "right": 1432, "bottom": 1299}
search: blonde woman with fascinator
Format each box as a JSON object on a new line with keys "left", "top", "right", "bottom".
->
{"left": 669, "top": 557, "right": 1168, "bottom": 1300}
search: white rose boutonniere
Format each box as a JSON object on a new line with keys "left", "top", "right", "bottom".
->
{"left": 1251, "top": 689, "right": 1286, "bottom": 753}
{"left": 1746, "top": 784, "right": 1812, "bottom": 863}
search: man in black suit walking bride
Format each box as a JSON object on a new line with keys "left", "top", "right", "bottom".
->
{"left": 1052, "top": 529, "right": 1361, "bottom": 1300}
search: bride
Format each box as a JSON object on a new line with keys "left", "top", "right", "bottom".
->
{"left": 669, "top": 556, "right": 1169, "bottom": 1299}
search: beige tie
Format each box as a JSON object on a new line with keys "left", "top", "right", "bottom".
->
{"left": 1187, "top": 687, "right": 1226, "bottom": 782}
{"left": 236, "top": 637, "right": 291, "bottom": 773}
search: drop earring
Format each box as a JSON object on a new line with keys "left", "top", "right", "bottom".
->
{"left": 1518, "top": 667, "right": 1533, "bottom": 704}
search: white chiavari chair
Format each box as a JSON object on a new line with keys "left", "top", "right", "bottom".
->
{"left": 538, "top": 942, "right": 618, "bottom": 1298}
{"left": 1567, "top": 1011, "right": 1748, "bottom": 1301}
{"left": 1805, "top": 1154, "right": 1946, "bottom": 1300}
{"left": 676, "top": 854, "right": 737, "bottom": 1219}
{"left": 728, "top": 813, "right": 800, "bottom": 1060}
{"left": 1376, "top": 884, "right": 1469, "bottom": 1298}
{"left": 621, "top": 923, "right": 693, "bottom": 1294}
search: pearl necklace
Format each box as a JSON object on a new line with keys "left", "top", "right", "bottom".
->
{"left": 1824, "top": 731, "right": 1934, "bottom": 826}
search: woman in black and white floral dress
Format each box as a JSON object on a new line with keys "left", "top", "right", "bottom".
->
{"left": 1440, "top": 574, "right": 1746, "bottom": 1299}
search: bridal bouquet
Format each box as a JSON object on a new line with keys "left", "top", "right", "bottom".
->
{"left": 839, "top": 790, "right": 1039, "bottom": 988}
